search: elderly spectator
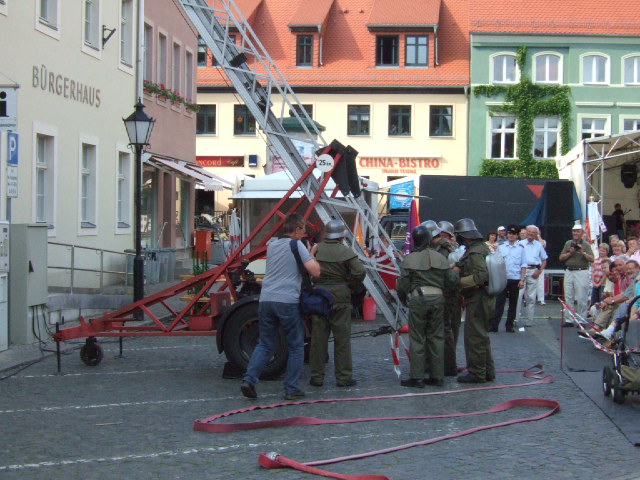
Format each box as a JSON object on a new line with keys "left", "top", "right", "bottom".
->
{"left": 591, "top": 248, "right": 611, "bottom": 306}
{"left": 627, "top": 237, "right": 640, "bottom": 262}
{"left": 559, "top": 223, "right": 594, "bottom": 323}
{"left": 520, "top": 225, "right": 548, "bottom": 327}
{"left": 496, "top": 226, "right": 507, "bottom": 244}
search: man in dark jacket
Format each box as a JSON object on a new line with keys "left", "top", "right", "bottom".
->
{"left": 453, "top": 218, "right": 496, "bottom": 383}
{"left": 397, "top": 225, "right": 459, "bottom": 387}
{"left": 309, "top": 219, "right": 366, "bottom": 387}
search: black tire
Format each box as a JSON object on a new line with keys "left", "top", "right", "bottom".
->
{"left": 80, "top": 338, "right": 103, "bottom": 367}
{"left": 222, "top": 302, "right": 288, "bottom": 378}
{"left": 612, "top": 373, "right": 626, "bottom": 404}
{"left": 602, "top": 367, "right": 612, "bottom": 397}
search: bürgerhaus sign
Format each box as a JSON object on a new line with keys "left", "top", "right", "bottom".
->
{"left": 32, "top": 64, "right": 101, "bottom": 108}
{"left": 358, "top": 157, "right": 441, "bottom": 174}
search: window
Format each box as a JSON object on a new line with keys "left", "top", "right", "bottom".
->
{"left": 185, "top": 50, "right": 194, "bottom": 101}
{"left": 429, "top": 106, "right": 452, "bottom": 137}
{"left": 580, "top": 117, "right": 607, "bottom": 140}
{"left": 83, "top": 0, "right": 100, "bottom": 49}
{"left": 157, "top": 32, "right": 168, "bottom": 86}
{"left": 35, "top": 131, "right": 56, "bottom": 226}
{"left": 143, "top": 24, "right": 153, "bottom": 81}
{"left": 197, "top": 105, "right": 216, "bottom": 134}
{"left": 120, "top": 0, "right": 134, "bottom": 66}
{"left": 388, "top": 105, "right": 411, "bottom": 136}
{"left": 80, "top": 142, "right": 97, "bottom": 228}
{"left": 490, "top": 116, "right": 516, "bottom": 159}
{"left": 197, "top": 37, "right": 208, "bottom": 66}
{"left": 347, "top": 105, "right": 370, "bottom": 136}
{"left": 376, "top": 36, "right": 399, "bottom": 66}
{"left": 117, "top": 151, "right": 131, "bottom": 228}
{"left": 405, "top": 36, "right": 428, "bottom": 67}
{"left": 39, "top": 0, "right": 58, "bottom": 29}
{"left": 535, "top": 54, "right": 560, "bottom": 84}
{"left": 533, "top": 117, "right": 559, "bottom": 159}
{"left": 583, "top": 54, "right": 608, "bottom": 84}
{"left": 296, "top": 35, "right": 313, "bottom": 67}
{"left": 172, "top": 42, "right": 181, "bottom": 92}
{"left": 624, "top": 55, "right": 640, "bottom": 85}
{"left": 234, "top": 105, "right": 256, "bottom": 135}
{"left": 492, "top": 54, "right": 517, "bottom": 83}
{"left": 623, "top": 118, "right": 640, "bottom": 133}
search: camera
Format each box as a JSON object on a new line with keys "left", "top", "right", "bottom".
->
{"left": 571, "top": 242, "right": 582, "bottom": 250}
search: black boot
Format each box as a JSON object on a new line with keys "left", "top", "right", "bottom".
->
{"left": 400, "top": 378, "right": 425, "bottom": 388}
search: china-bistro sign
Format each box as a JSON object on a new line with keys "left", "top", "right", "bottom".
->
{"left": 358, "top": 157, "right": 441, "bottom": 174}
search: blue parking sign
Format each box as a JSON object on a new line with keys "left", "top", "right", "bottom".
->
{"left": 7, "top": 132, "right": 18, "bottom": 165}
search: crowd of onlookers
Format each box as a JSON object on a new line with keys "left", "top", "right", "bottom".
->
{"left": 485, "top": 220, "right": 640, "bottom": 346}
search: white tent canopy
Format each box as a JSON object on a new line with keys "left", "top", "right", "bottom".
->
{"left": 556, "top": 131, "right": 640, "bottom": 221}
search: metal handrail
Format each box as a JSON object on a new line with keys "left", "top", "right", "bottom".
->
{"left": 48, "top": 241, "right": 134, "bottom": 294}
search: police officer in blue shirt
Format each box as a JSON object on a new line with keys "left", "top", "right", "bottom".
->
{"left": 491, "top": 225, "right": 526, "bottom": 332}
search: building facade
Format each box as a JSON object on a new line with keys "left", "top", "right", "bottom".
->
{"left": 468, "top": 0, "right": 640, "bottom": 176}
{"left": 0, "top": 0, "right": 201, "bottom": 348}
{"left": 196, "top": 0, "right": 471, "bottom": 212}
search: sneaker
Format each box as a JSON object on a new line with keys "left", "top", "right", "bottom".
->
{"left": 240, "top": 380, "right": 257, "bottom": 399}
{"left": 600, "top": 325, "right": 615, "bottom": 341}
{"left": 284, "top": 390, "right": 306, "bottom": 401}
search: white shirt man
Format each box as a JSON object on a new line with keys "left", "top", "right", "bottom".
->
{"left": 519, "top": 225, "right": 548, "bottom": 327}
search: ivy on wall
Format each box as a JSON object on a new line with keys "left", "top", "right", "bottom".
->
{"left": 473, "top": 46, "right": 571, "bottom": 178}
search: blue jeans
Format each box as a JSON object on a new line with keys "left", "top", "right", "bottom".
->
{"left": 243, "top": 301, "right": 304, "bottom": 394}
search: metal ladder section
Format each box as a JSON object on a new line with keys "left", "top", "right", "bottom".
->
{"left": 180, "top": 0, "right": 408, "bottom": 329}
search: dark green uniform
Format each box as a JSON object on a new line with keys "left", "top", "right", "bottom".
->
{"left": 434, "top": 238, "right": 462, "bottom": 375}
{"left": 456, "top": 239, "right": 495, "bottom": 380}
{"left": 310, "top": 239, "right": 366, "bottom": 385}
{"left": 397, "top": 247, "right": 459, "bottom": 381}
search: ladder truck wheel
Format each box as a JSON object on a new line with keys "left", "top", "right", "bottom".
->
{"left": 222, "top": 301, "right": 288, "bottom": 378}
{"left": 80, "top": 337, "right": 103, "bottom": 367}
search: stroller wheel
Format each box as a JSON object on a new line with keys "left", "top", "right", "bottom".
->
{"left": 602, "top": 367, "right": 613, "bottom": 397}
{"left": 611, "top": 373, "right": 626, "bottom": 404}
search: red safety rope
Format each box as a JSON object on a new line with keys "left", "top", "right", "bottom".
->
{"left": 194, "top": 366, "right": 558, "bottom": 480}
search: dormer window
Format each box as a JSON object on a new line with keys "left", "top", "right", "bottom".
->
{"left": 376, "top": 36, "right": 399, "bottom": 66}
{"left": 296, "top": 35, "right": 313, "bottom": 66}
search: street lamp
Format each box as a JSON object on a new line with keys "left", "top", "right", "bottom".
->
{"left": 123, "top": 99, "right": 155, "bottom": 310}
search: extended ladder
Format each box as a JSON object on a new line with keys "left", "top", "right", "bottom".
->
{"left": 180, "top": 0, "right": 408, "bottom": 330}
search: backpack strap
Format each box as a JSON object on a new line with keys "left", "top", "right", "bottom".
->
{"left": 290, "top": 239, "right": 313, "bottom": 292}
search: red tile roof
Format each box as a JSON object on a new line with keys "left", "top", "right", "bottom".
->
{"left": 233, "top": 0, "right": 263, "bottom": 24}
{"left": 470, "top": 0, "right": 640, "bottom": 35}
{"left": 288, "top": 0, "right": 334, "bottom": 28}
{"left": 197, "top": 0, "right": 470, "bottom": 88}
{"left": 367, "top": 0, "right": 441, "bottom": 28}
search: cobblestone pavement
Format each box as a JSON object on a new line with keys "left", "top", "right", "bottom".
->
{"left": 0, "top": 300, "right": 639, "bottom": 480}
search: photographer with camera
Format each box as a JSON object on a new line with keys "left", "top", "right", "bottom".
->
{"left": 560, "top": 223, "right": 594, "bottom": 324}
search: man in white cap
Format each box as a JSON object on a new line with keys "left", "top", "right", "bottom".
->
{"left": 496, "top": 226, "right": 507, "bottom": 244}
{"left": 559, "top": 223, "right": 594, "bottom": 323}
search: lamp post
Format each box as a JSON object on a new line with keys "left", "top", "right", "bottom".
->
{"left": 123, "top": 99, "right": 155, "bottom": 310}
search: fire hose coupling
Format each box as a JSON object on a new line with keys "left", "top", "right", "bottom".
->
{"left": 258, "top": 452, "right": 284, "bottom": 469}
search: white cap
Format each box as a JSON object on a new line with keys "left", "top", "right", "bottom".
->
{"left": 572, "top": 223, "right": 583, "bottom": 230}
{"left": 497, "top": 226, "right": 506, "bottom": 231}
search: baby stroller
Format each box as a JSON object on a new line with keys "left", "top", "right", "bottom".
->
{"left": 602, "top": 296, "right": 640, "bottom": 404}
